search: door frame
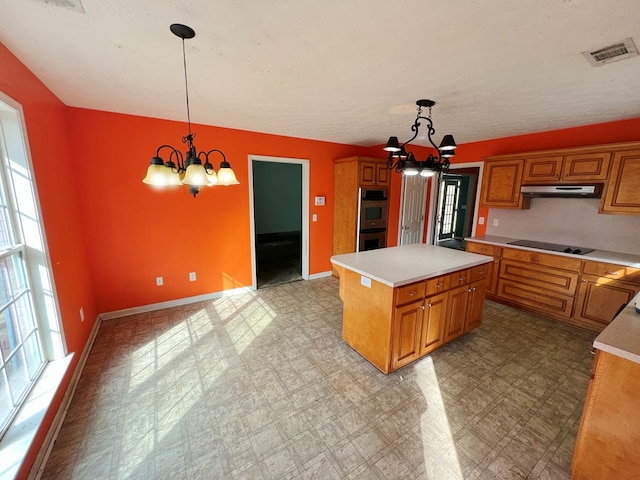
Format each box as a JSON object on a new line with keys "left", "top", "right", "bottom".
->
{"left": 426, "top": 161, "right": 484, "bottom": 245}
{"left": 248, "top": 155, "right": 310, "bottom": 290}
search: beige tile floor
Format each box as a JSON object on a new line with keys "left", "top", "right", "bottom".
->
{"left": 42, "top": 277, "right": 596, "bottom": 479}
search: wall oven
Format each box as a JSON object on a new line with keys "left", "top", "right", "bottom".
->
{"left": 357, "top": 188, "right": 389, "bottom": 251}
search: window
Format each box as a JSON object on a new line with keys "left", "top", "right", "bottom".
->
{"left": 0, "top": 96, "right": 63, "bottom": 439}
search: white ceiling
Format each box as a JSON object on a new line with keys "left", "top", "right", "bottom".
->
{"left": 1, "top": 0, "right": 640, "bottom": 147}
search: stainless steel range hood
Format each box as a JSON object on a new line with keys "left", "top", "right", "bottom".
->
{"left": 520, "top": 184, "right": 603, "bottom": 198}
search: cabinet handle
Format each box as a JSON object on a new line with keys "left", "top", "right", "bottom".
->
{"left": 581, "top": 279, "right": 587, "bottom": 283}
{"left": 427, "top": 303, "right": 432, "bottom": 308}
{"left": 494, "top": 260, "right": 499, "bottom": 264}
{"left": 605, "top": 271, "right": 619, "bottom": 276}
{"left": 409, "top": 290, "right": 418, "bottom": 296}
{"left": 436, "top": 283, "right": 443, "bottom": 288}
{"left": 422, "top": 305, "right": 426, "bottom": 310}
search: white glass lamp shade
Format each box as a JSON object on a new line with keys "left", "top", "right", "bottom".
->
{"left": 143, "top": 160, "right": 170, "bottom": 186}
{"left": 181, "top": 163, "right": 211, "bottom": 186}
{"left": 403, "top": 167, "right": 419, "bottom": 176}
{"left": 420, "top": 168, "right": 436, "bottom": 178}
{"left": 206, "top": 169, "right": 219, "bottom": 186}
{"left": 217, "top": 162, "right": 240, "bottom": 186}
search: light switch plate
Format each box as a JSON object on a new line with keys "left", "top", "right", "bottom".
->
{"left": 360, "top": 276, "right": 372, "bottom": 288}
{"left": 314, "top": 196, "right": 325, "bottom": 206}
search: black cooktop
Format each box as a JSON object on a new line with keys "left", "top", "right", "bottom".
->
{"left": 507, "top": 239, "right": 594, "bottom": 255}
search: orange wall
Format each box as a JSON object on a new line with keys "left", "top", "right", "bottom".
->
{"left": 0, "top": 43, "right": 97, "bottom": 478}
{"left": 67, "top": 108, "right": 370, "bottom": 313}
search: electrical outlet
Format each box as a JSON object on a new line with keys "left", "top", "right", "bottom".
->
{"left": 79, "top": 307, "right": 84, "bottom": 322}
{"left": 493, "top": 218, "right": 499, "bottom": 226}
{"left": 478, "top": 217, "right": 485, "bottom": 225}
{"left": 189, "top": 272, "right": 196, "bottom": 282}
{"left": 156, "top": 276, "right": 164, "bottom": 286}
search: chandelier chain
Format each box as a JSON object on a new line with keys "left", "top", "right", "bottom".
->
{"left": 181, "top": 36, "right": 192, "bottom": 138}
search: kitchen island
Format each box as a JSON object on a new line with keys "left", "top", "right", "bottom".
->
{"left": 330, "top": 244, "right": 493, "bottom": 373}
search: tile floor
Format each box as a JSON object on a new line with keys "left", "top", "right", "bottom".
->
{"left": 41, "top": 277, "right": 596, "bottom": 479}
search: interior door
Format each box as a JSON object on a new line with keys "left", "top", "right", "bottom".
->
{"left": 399, "top": 175, "right": 428, "bottom": 245}
{"left": 438, "top": 178, "right": 461, "bottom": 241}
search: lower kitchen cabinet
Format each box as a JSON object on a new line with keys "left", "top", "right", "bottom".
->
{"left": 465, "top": 241, "right": 501, "bottom": 294}
{"left": 444, "top": 278, "right": 486, "bottom": 342}
{"left": 466, "top": 279, "right": 486, "bottom": 332}
{"left": 391, "top": 301, "right": 423, "bottom": 371}
{"left": 574, "top": 275, "right": 639, "bottom": 330}
{"left": 421, "top": 292, "right": 447, "bottom": 354}
{"left": 572, "top": 350, "right": 640, "bottom": 479}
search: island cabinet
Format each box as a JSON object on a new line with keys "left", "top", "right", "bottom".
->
{"left": 331, "top": 244, "right": 493, "bottom": 374}
{"left": 390, "top": 266, "right": 488, "bottom": 372}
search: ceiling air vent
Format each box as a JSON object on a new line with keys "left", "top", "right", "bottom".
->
{"left": 583, "top": 38, "right": 638, "bottom": 67}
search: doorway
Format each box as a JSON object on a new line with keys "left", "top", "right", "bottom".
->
{"left": 249, "top": 156, "right": 309, "bottom": 289}
{"left": 433, "top": 166, "right": 480, "bottom": 250}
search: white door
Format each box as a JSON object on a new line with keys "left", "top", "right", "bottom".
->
{"left": 399, "top": 175, "right": 428, "bottom": 245}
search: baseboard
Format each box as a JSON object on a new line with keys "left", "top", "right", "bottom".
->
{"left": 28, "top": 315, "right": 102, "bottom": 480}
{"left": 309, "top": 271, "right": 332, "bottom": 280}
{"left": 99, "top": 286, "right": 253, "bottom": 321}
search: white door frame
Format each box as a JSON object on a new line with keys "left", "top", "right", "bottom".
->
{"left": 426, "top": 161, "right": 484, "bottom": 244}
{"left": 248, "top": 155, "right": 310, "bottom": 290}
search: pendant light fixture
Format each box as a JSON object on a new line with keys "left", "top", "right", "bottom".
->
{"left": 143, "top": 24, "right": 239, "bottom": 197}
{"left": 384, "top": 99, "right": 457, "bottom": 178}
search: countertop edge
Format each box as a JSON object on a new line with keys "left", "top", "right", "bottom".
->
{"left": 331, "top": 256, "right": 492, "bottom": 288}
{"left": 592, "top": 292, "right": 640, "bottom": 364}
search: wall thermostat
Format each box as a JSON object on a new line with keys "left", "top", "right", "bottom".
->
{"left": 314, "top": 196, "right": 326, "bottom": 206}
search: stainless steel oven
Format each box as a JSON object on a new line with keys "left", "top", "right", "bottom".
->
{"left": 358, "top": 228, "right": 387, "bottom": 251}
{"left": 358, "top": 188, "right": 389, "bottom": 231}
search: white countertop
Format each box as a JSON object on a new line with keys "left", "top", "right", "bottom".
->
{"left": 594, "top": 292, "right": 640, "bottom": 364}
{"left": 467, "top": 235, "right": 640, "bottom": 267}
{"left": 330, "top": 244, "right": 493, "bottom": 288}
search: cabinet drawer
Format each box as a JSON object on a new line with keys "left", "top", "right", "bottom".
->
{"left": 425, "top": 274, "right": 450, "bottom": 296}
{"left": 500, "top": 259, "right": 579, "bottom": 295}
{"left": 450, "top": 269, "right": 469, "bottom": 287}
{"left": 469, "top": 263, "right": 490, "bottom": 283}
{"left": 582, "top": 261, "right": 640, "bottom": 285}
{"left": 497, "top": 279, "right": 574, "bottom": 317}
{"left": 466, "top": 241, "right": 502, "bottom": 257}
{"left": 395, "top": 281, "right": 426, "bottom": 306}
{"left": 502, "top": 247, "right": 582, "bottom": 271}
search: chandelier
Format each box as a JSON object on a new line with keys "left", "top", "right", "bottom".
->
{"left": 143, "top": 24, "right": 239, "bottom": 198}
{"left": 384, "top": 99, "right": 457, "bottom": 177}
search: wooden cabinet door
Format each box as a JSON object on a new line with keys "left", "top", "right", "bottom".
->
{"left": 421, "top": 292, "right": 447, "bottom": 354}
{"left": 359, "top": 161, "right": 377, "bottom": 186}
{"left": 480, "top": 159, "right": 528, "bottom": 209}
{"left": 522, "top": 156, "right": 563, "bottom": 183}
{"left": 465, "top": 280, "right": 486, "bottom": 332}
{"left": 465, "top": 242, "right": 501, "bottom": 295}
{"left": 562, "top": 153, "right": 611, "bottom": 181}
{"left": 574, "top": 274, "right": 639, "bottom": 330}
{"left": 375, "top": 163, "right": 391, "bottom": 186}
{"left": 600, "top": 150, "right": 640, "bottom": 215}
{"left": 445, "top": 285, "right": 468, "bottom": 342}
{"left": 391, "top": 301, "right": 423, "bottom": 370}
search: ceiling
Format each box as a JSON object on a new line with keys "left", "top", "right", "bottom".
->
{"left": 1, "top": 0, "right": 640, "bottom": 147}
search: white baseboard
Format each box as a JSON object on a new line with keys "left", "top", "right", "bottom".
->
{"left": 309, "top": 271, "right": 332, "bottom": 280}
{"left": 99, "top": 286, "right": 253, "bottom": 321}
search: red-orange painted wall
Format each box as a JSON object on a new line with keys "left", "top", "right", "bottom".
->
{"left": 0, "top": 43, "right": 97, "bottom": 478}
{"left": 67, "top": 108, "right": 370, "bottom": 313}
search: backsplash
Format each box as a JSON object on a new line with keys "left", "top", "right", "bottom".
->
{"left": 486, "top": 197, "right": 640, "bottom": 255}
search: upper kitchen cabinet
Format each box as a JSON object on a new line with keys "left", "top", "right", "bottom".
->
{"left": 562, "top": 153, "right": 611, "bottom": 181}
{"left": 480, "top": 159, "right": 530, "bottom": 209}
{"left": 522, "top": 156, "right": 564, "bottom": 183}
{"left": 600, "top": 150, "right": 640, "bottom": 215}
{"left": 359, "top": 159, "right": 390, "bottom": 187}
{"left": 481, "top": 141, "right": 640, "bottom": 215}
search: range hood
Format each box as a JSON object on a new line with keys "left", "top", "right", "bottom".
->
{"left": 520, "top": 185, "right": 603, "bottom": 198}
